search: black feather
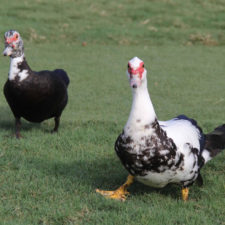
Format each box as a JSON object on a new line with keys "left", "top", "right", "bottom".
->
{"left": 4, "top": 57, "right": 69, "bottom": 135}
{"left": 53, "top": 69, "right": 70, "bottom": 87}
{"left": 205, "top": 124, "right": 225, "bottom": 157}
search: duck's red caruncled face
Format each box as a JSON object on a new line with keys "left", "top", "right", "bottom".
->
{"left": 128, "top": 61, "right": 144, "bottom": 79}
{"left": 5, "top": 33, "right": 19, "bottom": 45}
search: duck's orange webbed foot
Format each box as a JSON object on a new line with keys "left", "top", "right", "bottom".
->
{"left": 182, "top": 187, "right": 189, "bottom": 201}
{"left": 96, "top": 175, "right": 134, "bottom": 201}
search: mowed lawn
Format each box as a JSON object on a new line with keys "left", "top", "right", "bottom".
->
{"left": 0, "top": 1, "right": 225, "bottom": 225}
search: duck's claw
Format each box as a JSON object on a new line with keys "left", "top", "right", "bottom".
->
{"left": 96, "top": 187, "right": 130, "bottom": 201}
{"left": 96, "top": 175, "right": 134, "bottom": 201}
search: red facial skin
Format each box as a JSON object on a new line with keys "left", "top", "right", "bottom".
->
{"left": 5, "top": 33, "right": 18, "bottom": 48}
{"left": 128, "top": 61, "right": 144, "bottom": 79}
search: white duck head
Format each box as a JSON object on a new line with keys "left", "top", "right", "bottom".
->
{"left": 127, "top": 57, "right": 148, "bottom": 90}
{"left": 3, "top": 30, "right": 24, "bottom": 58}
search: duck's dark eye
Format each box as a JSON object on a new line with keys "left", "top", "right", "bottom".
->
{"left": 128, "top": 64, "right": 130, "bottom": 68}
{"left": 142, "top": 64, "right": 144, "bottom": 68}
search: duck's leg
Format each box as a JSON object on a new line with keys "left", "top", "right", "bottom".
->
{"left": 52, "top": 116, "right": 60, "bottom": 132}
{"left": 182, "top": 187, "right": 189, "bottom": 201}
{"left": 15, "top": 117, "right": 22, "bottom": 139}
{"left": 96, "top": 175, "right": 134, "bottom": 201}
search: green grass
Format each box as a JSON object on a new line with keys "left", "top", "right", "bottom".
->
{"left": 0, "top": 0, "right": 225, "bottom": 224}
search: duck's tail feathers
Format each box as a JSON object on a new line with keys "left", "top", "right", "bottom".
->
{"left": 54, "top": 69, "right": 70, "bottom": 87}
{"left": 202, "top": 124, "right": 225, "bottom": 163}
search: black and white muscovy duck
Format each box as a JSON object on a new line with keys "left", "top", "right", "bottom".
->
{"left": 96, "top": 56, "right": 225, "bottom": 201}
{"left": 3, "top": 30, "right": 69, "bottom": 138}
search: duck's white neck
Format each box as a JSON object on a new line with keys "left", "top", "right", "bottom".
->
{"left": 125, "top": 82, "right": 157, "bottom": 131}
{"left": 9, "top": 54, "right": 29, "bottom": 81}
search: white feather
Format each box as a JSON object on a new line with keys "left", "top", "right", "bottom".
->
{"left": 9, "top": 55, "right": 29, "bottom": 81}
{"left": 201, "top": 149, "right": 212, "bottom": 163}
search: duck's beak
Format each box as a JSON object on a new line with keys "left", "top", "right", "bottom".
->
{"left": 129, "top": 75, "right": 141, "bottom": 89}
{"left": 3, "top": 46, "right": 13, "bottom": 56}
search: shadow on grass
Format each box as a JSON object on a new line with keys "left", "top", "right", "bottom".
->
{"left": 0, "top": 106, "right": 55, "bottom": 134}
{"left": 0, "top": 105, "right": 120, "bottom": 136}
{"left": 0, "top": 106, "right": 13, "bottom": 129}
{"left": 24, "top": 154, "right": 184, "bottom": 201}
{"left": 3, "top": 118, "right": 194, "bottom": 200}
{"left": 24, "top": 119, "right": 188, "bottom": 200}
